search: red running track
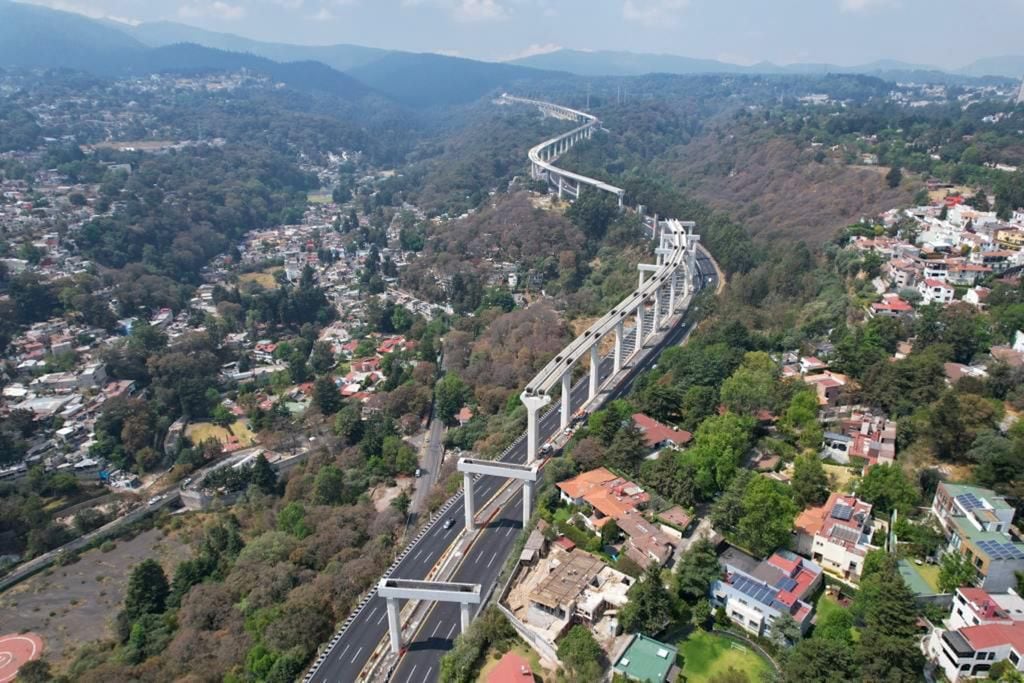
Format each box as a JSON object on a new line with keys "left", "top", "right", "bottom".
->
{"left": 0, "top": 633, "right": 43, "bottom": 683}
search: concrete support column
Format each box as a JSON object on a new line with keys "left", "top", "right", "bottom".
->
{"left": 635, "top": 302, "right": 644, "bottom": 352}
{"left": 653, "top": 288, "right": 662, "bottom": 331}
{"left": 523, "top": 480, "right": 534, "bottom": 527}
{"left": 463, "top": 472, "right": 475, "bottom": 532}
{"left": 614, "top": 322, "right": 623, "bottom": 374}
{"left": 521, "top": 394, "right": 550, "bottom": 464}
{"left": 638, "top": 268, "right": 646, "bottom": 289}
{"left": 460, "top": 603, "right": 472, "bottom": 634}
{"left": 589, "top": 343, "right": 599, "bottom": 402}
{"left": 669, "top": 270, "right": 677, "bottom": 313}
{"left": 557, "top": 175, "right": 564, "bottom": 199}
{"left": 386, "top": 597, "right": 401, "bottom": 654}
{"left": 560, "top": 370, "right": 571, "bottom": 431}
{"left": 618, "top": 193, "right": 624, "bottom": 209}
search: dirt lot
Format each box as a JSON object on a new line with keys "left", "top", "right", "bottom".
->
{"left": 0, "top": 528, "right": 188, "bottom": 665}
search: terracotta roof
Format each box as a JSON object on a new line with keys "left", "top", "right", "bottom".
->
{"left": 487, "top": 651, "right": 534, "bottom": 683}
{"left": 632, "top": 413, "right": 692, "bottom": 448}
{"left": 961, "top": 623, "right": 1024, "bottom": 653}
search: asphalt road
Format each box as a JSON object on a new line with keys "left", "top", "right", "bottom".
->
{"left": 307, "top": 249, "right": 717, "bottom": 683}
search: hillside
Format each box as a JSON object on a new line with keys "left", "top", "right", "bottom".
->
{"left": 0, "top": 0, "right": 144, "bottom": 71}
{"left": 660, "top": 124, "right": 919, "bottom": 244}
{"left": 0, "top": 2, "right": 372, "bottom": 101}
{"left": 346, "top": 52, "right": 556, "bottom": 107}
{"left": 126, "top": 21, "right": 390, "bottom": 72}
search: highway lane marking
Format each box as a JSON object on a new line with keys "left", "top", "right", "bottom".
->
{"left": 377, "top": 611, "right": 386, "bottom": 625}
{"left": 432, "top": 621, "right": 442, "bottom": 637}
{"left": 487, "top": 551, "right": 497, "bottom": 568}
{"left": 337, "top": 643, "right": 351, "bottom": 660}
{"left": 447, "top": 623, "right": 456, "bottom": 639}
{"left": 412, "top": 548, "right": 422, "bottom": 561}
{"left": 505, "top": 526, "right": 514, "bottom": 537}
{"left": 425, "top": 666, "right": 433, "bottom": 680}
{"left": 407, "top": 665, "right": 418, "bottom": 681}
{"left": 350, "top": 646, "right": 363, "bottom": 664}
{"left": 365, "top": 607, "right": 377, "bottom": 621}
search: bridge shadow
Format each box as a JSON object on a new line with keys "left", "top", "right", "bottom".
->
{"left": 405, "top": 635, "right": 455, "bottom": 653}
{"left": 485, "top": 516, "right": 523, "bottom": 532}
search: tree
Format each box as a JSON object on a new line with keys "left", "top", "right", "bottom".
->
{"left": 391, "top": 490, "right": 411, "bottom": 515}
{"left": 15, "top": 659, "right": 53, "bottom": 683}
{"left": 124, "top": 558, "right": 170, "bottom": 621}
{"left": 711, "top": 470, "right": 754, "bottom": 533}
{"left": 691, "top": 598, "right": 712, "bottom": 630}
{"left": 813, "top": 605, "right": 855, "bottom": 645}
{"left": 600, "top": 518, "right": 620, "bottom": 546}
{"left": 250, "top": 454, "right": 278, "bottom": 494}
{"left": 619, "top": 563, "right": 675, "bottom": 636}
{"left": 312, "top": 375, "right": 343, "bottom": 415}
{"left": 435, "top": 373, "right": 469, "bottom": 425}
{"left": 855, "top": 555, "right": 924, "bottom": 681}
{"left": 557, "top": 625, "right": 604, "bottom": 681}
{"left": 791, "top": 454, "right": 829, "bottom": 508}
{"left": 313, "top": 464, "right": 345, "bottom": 505}
{"left": 939, "top": 551, "right": 978, "bottom": 593}
{"left": 886, "top": 165, "right": 902, "bottom": 188}
{"left": 676, "top": 537, "right": 721, "bottom": 604}
{"left": 782, "top": 638, "right": 858, "bottom": 683}
{"left": 735, "top": 477, "right": 798, "bottom": 558}
{"left": 277, "top": 502, "right": 312, "bottom": 538}
{"left": 856, "top": 464, "right": 917, "bottom": 515}
{"left": 605, "top": 423, "right": 648, "bottom": 475}
{"left": 771, "top": 612, "right": 802, "bottom": 649}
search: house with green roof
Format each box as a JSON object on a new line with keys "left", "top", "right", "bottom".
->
{"left": 931, "top": 482, "right": 1024, "bottom": 592}
{"left": 612, "top": 633, "right": 678, "bottom": 682}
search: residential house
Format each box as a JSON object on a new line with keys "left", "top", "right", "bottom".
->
{"left": 932, "top": 483, "right": 1024, "bottom": 592}
{"left": 820, "top": 411, "right": 896, "bottom": 468}
{"left": 919, "top": 278, "right": 955, "bottom": 305}
{"left": 964, "top": 286, "right": 991, "bottom": 308}
{"left": 802, "top": 371, "right": 850, "bottom": 407}
{"left": 556, "top": 468, "right": 649, "bottom": 531}
{"left": 711, "top": 547, "right": 823, "bottom": 637}
{"left": 794, "top": 493, "right": 876, "bottom": 581}
{"left": 926, "top": 587, "right": 1024, "bottom": 682}
{"left": 631, "top": 413, "right": 692, "bottom": 451}
{"left": 869, "top": 294, "right": 914, "bottom": 319}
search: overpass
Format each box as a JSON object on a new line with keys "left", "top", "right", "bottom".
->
{"left": 304, "top": 97, "right": 718, "bottom": 683}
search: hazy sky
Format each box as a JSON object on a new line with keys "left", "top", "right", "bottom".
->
{"left": 21, "top": 0, "right": 1024, "bottom": 67}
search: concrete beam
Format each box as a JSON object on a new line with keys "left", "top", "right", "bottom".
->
{"left": 457, "top": 458, "right": 539, "bottom": 482}
{"left": 378, "top": 578, "right": 482, "bottom": 604}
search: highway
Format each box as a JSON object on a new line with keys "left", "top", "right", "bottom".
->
{"left": 306, "top": 249, "right": 716, "bottom": 683}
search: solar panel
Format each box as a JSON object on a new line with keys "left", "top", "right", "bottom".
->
{"left": 976, "top": 540, "right": 1024, "bottom": 561}
{"left": 733, "top": 575, "right": 777, "bottom": 606}
{"left": 831, "top": 525, "right": 862, "bottom": 545}
{"left": 777, "top": 577, "right": 798, "bottom": 592}
{"left": 831, "top": 503, "right": 853, "bottom": 521}
{"left": 957, "top": 493, "right": 984, "bottom": 511}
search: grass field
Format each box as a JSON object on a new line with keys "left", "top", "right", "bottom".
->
{"left": 239, "top": 269, "right": 281, "bottom": 290}
{"left": 307, "top": 191, "right": 333, "bottom": 204}
{"left": 678, "top": 631, "right": 771, "bottom": 682}
{"left": 185, "top": 419, "right": 255, "bottom": 447}
{"left": 823, "top": 463, "right": 858, "bottom": 491}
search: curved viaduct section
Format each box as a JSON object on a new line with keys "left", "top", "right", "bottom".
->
{"left": 304, "top": 96, "right": 713, "bottom": 683}
{"left": 501, "top": 95, "right": 701, "bottom": 463}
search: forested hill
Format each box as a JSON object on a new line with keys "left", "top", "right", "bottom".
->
{"left": 0, "top": 1, "right": 371, "bottom": 101}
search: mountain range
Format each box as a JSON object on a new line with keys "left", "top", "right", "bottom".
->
{"left": 0, "top": 0, "right": 1021, "bottom": 109}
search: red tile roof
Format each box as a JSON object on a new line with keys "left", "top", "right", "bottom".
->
{"left": 961, "top": 623, "right": 1024, "bottom": 653}
{"left": 487, "top": 651, "right": 534, "bottom": 683}
{"left": 632, "top": 413, "right": 692, "bottom": 448}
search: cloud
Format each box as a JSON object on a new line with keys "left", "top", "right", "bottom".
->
{"left": 402, "top": 0, "right": 507, "bottom": 22}
{"left": 178, "top": 1, "right": 246, "bottom": 20}
{"left": 501, "top": 43, "right": 561, "bottom": 61}
{"left": 622, "top": 0, "right": 689, "bottom": 28}
{"left": 453, "top": 0, "right": 506, "bottom": 21}
{"left": 838, "top": 0, "right": 894, "bottom": 12}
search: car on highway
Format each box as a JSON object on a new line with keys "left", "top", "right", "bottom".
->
{"left": 442, "top": 518, "right": 455, "bottom": 530}
{"left": 415, "top": 468, "right": 422, "bottom": 478}
{"left": 147, "top": 495, "right": 164, "bottom": 506}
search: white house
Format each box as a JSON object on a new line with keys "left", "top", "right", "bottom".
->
{"left": 925, "top": 587, "right": 1024, "bottom": 682}
{"left": 919, "top": 278, "right": 955, "bottom": 305}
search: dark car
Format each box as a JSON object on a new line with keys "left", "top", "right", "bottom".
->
{"left": 442, "top": 518, "right": 455, "bottom": 530}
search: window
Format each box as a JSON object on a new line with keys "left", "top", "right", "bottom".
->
{"left": 1010, "top": 651, "right": 1019, "bottom": 665}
